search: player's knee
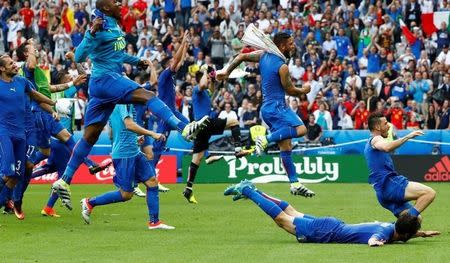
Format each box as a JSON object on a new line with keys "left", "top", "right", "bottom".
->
{"left": 25, "top": 161, "right": 34, "bottom": 171}
{"left": 427, "top": 188, "right": 436, "bottom": 202}
{"left": 145, "top": 152, "right": 154, "bottom": 160}
{"left": 83, "top": 124, "right": 103, "bottom": 144}
{"left": 296, "top": 125, "right": 307, "bottom": 137}
{"left": 226, "top": 119, "right": 239, "bottom": 128}
{"left": 121, "top": 191, "right": 134, "bottom": 201}
{"left": 147, "top": 176, "right": 158, "bottom": 187}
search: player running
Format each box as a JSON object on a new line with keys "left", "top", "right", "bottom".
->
{"left": 183, "top": 68, "right": 250, "bottom": 203}
{"left": 216, "top": 32, "right": 314, "bottom": 197}
{"left": 224, "top": 180, "right": 440, "bottom": 246}
{"left": 364, "top": 113, "right": 436, "bottom": 219}
{"left": 0, "top": 54, "right": 55, "bottom": 210}
{"left": 52, "top": 0, "right": 208, "bottom": 209}
{"left": 80, "top": 104, "right": 174, "bottom": 229}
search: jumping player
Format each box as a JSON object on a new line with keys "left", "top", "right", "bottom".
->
{"left": 224, "top": 180, "right": 440, "bottom": 246}
{"left": 364, "top": 112, "right": 436, "bottom": 219}
{"left": 80, "top": 104, "right": 174, "bottom": 230}
{"left": 216, "top": 32, "right": 314, "bottom": 197}
{"left": 52, "top": 0, "right": 208, "bottom": 209}
{"left": 183, "top": 68, "right": 249, "bottom": 203}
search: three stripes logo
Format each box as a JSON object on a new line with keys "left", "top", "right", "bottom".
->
{"left": 424, "top": 156, "right": 450, "bottom": 182}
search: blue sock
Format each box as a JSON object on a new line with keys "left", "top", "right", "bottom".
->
{"left": 146, "top": 97, "right": 186, "bottom": 132}
{"left": 0, "top": 186, "right": 13, "bottom": 207}
{"left": 62, "top": 138, "right": 93, "bottom": 182}
{"left": 256, "top": 190, "right": 289, "bottom": 210}
{"left": 147, "top": 186, "right": 159, "bottom": 223}
{"left": 31, "top": 151, "right": 48, "bottom": 165}
{"left": 242, "top": 187, "right": 283, "bottom": 219}
{"left": 88, "top": 190, "right": 124, "bottom": 207}
{"left": 46, "top": 191, "right": 59, "bottom": 208}
{"left": 280, "top": 151, "right": 298, "bottom": 183}
{"left": 408, "top": 207, "right": 420, "bottom": 217}
{"left": 65, "top": 136, "right": 77, "bottom": 150}
{"left": 83, "top": 157, "right": 97, "bottom": 167}
{"left": 266, "top": 127, "right": 297, "bottom": 143}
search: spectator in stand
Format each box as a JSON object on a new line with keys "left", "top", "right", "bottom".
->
{"left": 209, "top": 28, "right": 226, "bottom": 69}
{"left": 73, "top": 3, "right": 87, "bottom": 30}
{"left": 436, "top": 99, "right": 450, "bottom": 129}
{"left": 52, "top": 25, "right": 71, "bottom": 64}
{"left": 425, "top": 104, "right": 437, "bottom": 130}
{"left": 334, "top": 28, "right": 351, "bottom": 58}
{"left": 305, "top": 114, "right": 322, "bottom": 143}
{"left": 242, "top": 102, "right": 258, "bottom": 129}
{"left": 352, "top": 101, "right": 370, "bottom": 130}
{"left": 288, "top": 57, "right": 305, "bottom": 85}
{"left": 36, "top": 1, "right": 49, "bottom": 47}
{"left": 219, "top": 102, "right": 238, "bottom": 121}
{"left": 313, "top": 102, "right": 333, "bottom": 131}
{"left": 344, "top": 65, "right": 362, "bottom": 94}
{"left": 389, "top": 101, "right": 405, "bottom": 130}
{"left": 410, "top": 71, "right": 430, "bottom": 114}
{"left": 406, "top": 113, "right": 420, "bottom": 130}
{"left": 18, "top": 0, "right": 33, "bottom": 39}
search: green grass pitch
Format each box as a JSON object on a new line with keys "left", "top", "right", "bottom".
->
{"left": 1, "top": 183, "right": 448, "bottom": 263}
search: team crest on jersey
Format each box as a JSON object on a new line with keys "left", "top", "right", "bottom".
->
{"left": 113, "top": 36, "right": 126, "bottom": 51}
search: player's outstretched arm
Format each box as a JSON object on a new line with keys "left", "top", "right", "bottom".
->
{"left": 279, "top": 64, "right": 311, "bottom": 97}
{"left": 29, "top": 89, "right": 55, "bottom": 106}
{"left": 124, "top": 117, "right": 165, "bottom": 141}
{"left": 372, "top": 130, "right": 424, "bottom": 152}
{"left": 412, "top": 230, "right": 441, "bottom": 238}
{"left": 49, "top": 74, "right": 87, "bottom": 93}
{"left": 216, "top": 50, "right": 264, "bottom": 80}
{"left": 368, "top": 237, "right": 385, "bottom": 247}
{"left": 75, "top": 18, "right": 103, "bottom": 62}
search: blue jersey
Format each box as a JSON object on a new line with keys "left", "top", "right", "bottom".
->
{"left": 0, "top": 76, "right": 33, "bottom": 138}
{"left": 259, "top": 53, "right": 286, "bottom": 103}
{"left": 192, "top": 85, "right": 212, "bottom": 121}
{"left": 334, "top": 222, "right": 395, "bottom": 244}
{"left": 157, "top": 69, "right": 176, "bottom": 111}
{"left": 24, "top": 82, "right": 36, "bottom": 132}
{"left": 109, "top": 105, "right": 139, "bottom": 159}
{"left": 75, "top": 16, "right": 140, "bottom": 78}
{"left": 363, "top": 137, "right": 399, "bottom": 190}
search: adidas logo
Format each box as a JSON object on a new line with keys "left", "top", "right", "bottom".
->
{"left": 424, "top": 156, "right": 450, "bottom": 182}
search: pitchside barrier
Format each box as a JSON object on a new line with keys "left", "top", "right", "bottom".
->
{"left": 30, "top": 130, "right": 447, "bottom": 184}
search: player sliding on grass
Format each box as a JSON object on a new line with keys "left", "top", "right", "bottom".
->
{"left": 224, "top": 180, "right": 440, "bottom": 246}
{"left": 80, "top": 104, "right": 174, "bottom": 229}
{"left": 364, "top": 113, "right": 436, "bottom": 220}
{"left": 216, "top": 32, "right": 314, "bottom": 197}
{"left": 52, "top": 0, "right": 208, "bottom": 210}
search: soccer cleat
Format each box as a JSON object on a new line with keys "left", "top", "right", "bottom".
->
{"left": 41, "top": 206, "right": 61, "bottom": 218}
{"left": 80, "top": 198, "right": 93, "bottom": 224}
{"left": 205, "top": 155, "right": 223, "bottom": 165}
{"left": 234, "top": 147, "right": 253, "bottom": 158}
{"left": 52, "top": 179, "right": 72, "bottom": 210}
{"left": 224, "top": 179, "right": 256, "bottom": 200}
{"left": 255, "top": 136, "right": 268, "bottom": 156}
{"left": 158, "top": 183, "right": 170, "bottom": 193}
{"left": 183, "top": 188, "right": 198, "bottom": 204}
{"left": 182, "top": 116, "right": 210, "bottom": 141}
{"left": 88, "top": 159, "right": 113, "bottom": 175}
{"left": 2, "top": 200, "right": 14, "bottom": 215}
{"left": 13, "top": 202, "right": 25, "bottom": 220}
{"left": 133, "top": 186, "right": 146, "bottom": 197}
{"left": 32, "top": 164, "right": 53, "bottom": 178}
{"left": 148, "top": 221, "right": 175, "bottom": 230}
{"left": 290, "top": 182, "right": 315, "bottom": 198}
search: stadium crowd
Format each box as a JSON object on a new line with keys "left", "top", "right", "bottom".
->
{"left": 1, "top": 0, "right": 449, "bottom": 136}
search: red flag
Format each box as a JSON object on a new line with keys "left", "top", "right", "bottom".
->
{"left": 421, "top": 13, "right": 438, "bottom": 37}
{"left": 308, "top": 14, "right": 316, "bottom": 26}
{"left": 399, "top": 19, "right": 417, "bottom": 45}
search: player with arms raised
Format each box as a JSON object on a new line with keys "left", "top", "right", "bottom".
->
{"left": 216, "top": 32, "right": 314, "bottom": 197}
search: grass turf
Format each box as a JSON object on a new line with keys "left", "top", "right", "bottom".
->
{"left": 0, "top": 183, "right": 448, "bottom": 263}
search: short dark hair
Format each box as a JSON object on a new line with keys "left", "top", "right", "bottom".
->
{"left": 368, "top": 112, "right": 385, "bottom": 131}
{"left": 395, "top": 213, "right": 421, "bottom": 241}
{"left": 55, "top": 70, "right": 69, "bottom": 84}
{"left": 0, "top": 54, "right": 9, "bottom": 69}
{"left": 161, "top": 57, "right": 172, "bottom": 69}
{"left": 16, "top": 42, "right": 30, "bottom": 62}
{"left": 273, "top": 32, "right": 291, "bottom": 48}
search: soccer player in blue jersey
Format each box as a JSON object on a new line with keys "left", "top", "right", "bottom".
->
{"left": 0, "top": 54, "right": 55, "bottom": 210}
{"left": 52, "top": 0, "right": 208, "bottom": 209}
{"left": 216, "top": 32, "right": 314, "bottom": 197}
{"left": 183, "top": 68, "right": 249, "bottom": 203}
{"left": 151, "top": 30, "right": 192, "bottom": 168}
{"left": 364, "top": 113, "right": 436, "bottom": 220}
{"left": 224, "top": 180, "right": 440, "bottom": 246}
{"left": 80, "top": 104, "right": 174, "bottom": 229}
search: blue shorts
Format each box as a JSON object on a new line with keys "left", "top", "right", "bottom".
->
{"left": 85, "top": 73, "right": 140, "bottom": 127}
{"left": 112, "top": 152, "right": 155, "bottom": 192}
{"left": 261, "top": 101, "right": 304, "bottom": 132}
{"left": 0, "top": 135, "right": 26, "bottom": 178}
{"left": 294, "top": 216, "right": 343, "bottom": 243}
{"left": 25, "top": 129, "right": 39, "bottom": 163}
{"left": 375, "top": 175, "right": 413, "bottom": 217}
{"left": 33, "top": 111, "right": 65, "bottom": 148}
